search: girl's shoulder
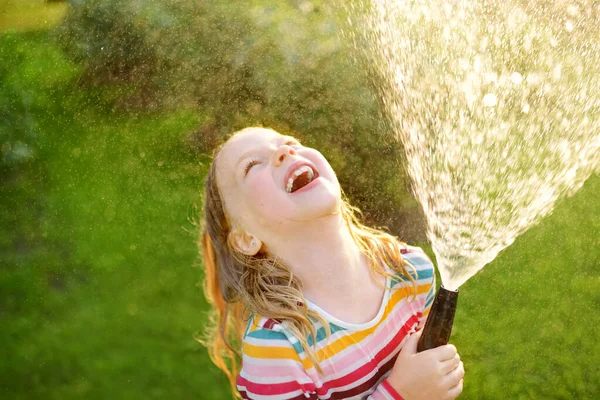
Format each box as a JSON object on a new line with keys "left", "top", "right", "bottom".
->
{"left": 393, "top": 244, "right": 437, "bottom": 325}
{"left": 390, "top": 243, "right": 435, "bottom": 287}
{"left": 241, "top": 314, "right": 306, "bottom": 363}
{"left": 242, "top": 314, "right": 297, "bottom": 346}
{"left": 400, "top": 244, "right": 435, "bottom": 270}
{"left": 243, "top": 314, "right": 285, "bottom": 338}
{"left": 238, "top": 315, "right": 314, "bottom": 398}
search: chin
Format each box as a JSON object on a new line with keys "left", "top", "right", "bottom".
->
{"left": 292, "top": 181, "right": 341, "bottom": 220}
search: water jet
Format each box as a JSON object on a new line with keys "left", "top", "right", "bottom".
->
{"left": 360, "top": 0, "right": 600, "bottom": 350}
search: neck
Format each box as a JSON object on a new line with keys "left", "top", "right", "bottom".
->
{"left": 266, "top": 213, "right": 370, "bottom": 300}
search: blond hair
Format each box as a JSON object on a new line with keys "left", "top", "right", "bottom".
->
{"left": 198, "top": 129, "right": 417, "bottom": 397}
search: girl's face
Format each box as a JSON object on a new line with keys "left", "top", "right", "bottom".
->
{"left": 215, "top": 128, "right": 341, "bottom": 242}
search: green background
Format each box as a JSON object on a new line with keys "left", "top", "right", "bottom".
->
{"left": 2, "top": 1, "right": 599, "bottom": 398}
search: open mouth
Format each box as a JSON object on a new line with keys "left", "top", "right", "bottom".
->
{"left": 285, "top": 164, "right": 319, "bottom": 193}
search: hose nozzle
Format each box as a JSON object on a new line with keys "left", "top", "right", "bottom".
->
{"left": 417, "top": 285, "right": 459, "bottom": 352}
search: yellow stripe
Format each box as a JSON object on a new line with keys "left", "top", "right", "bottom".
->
{"left": 422, "top": 307, "right": 432, "bottom": 317}
{"left": 315, "top": 281, "right": 432, "bottom": 360}
{"left": 244, "top": 280, "right": 433, "bottom": 366}
{"left": 247, "top": 316, "right": 261, "bottom": 334}
{"left": 243, "top": 342, "right": 314, "bottom": 370}
{"left": 244, "top": 342, "right": 298, "bottom": 359}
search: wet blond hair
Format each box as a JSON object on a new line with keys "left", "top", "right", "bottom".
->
{"left": 198, "top": 128, "right": 417, "bottom": 397}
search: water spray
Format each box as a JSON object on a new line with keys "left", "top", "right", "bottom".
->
{"left": 417, "top": 286, "right": 458, "bottom": 352}
{"left": 364, "top": 0, "right": 600, "bottom": 353}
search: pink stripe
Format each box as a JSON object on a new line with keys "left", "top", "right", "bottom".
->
{"left": 318, "top": 314, "right": 419, "bottom": 393}
{"left": 237, "top": 375, "right": 316, "bottom": 396}
{"left": 381, "top": 379, "right": 404, "bottom": 400}
{"left": 239, "top": 315, "right": 419, "bottom": 399}
{"left": 241, "top": 302, "right": 422, "bottom": 386}
{"left": 316, "top": 302, "right": 421, "bottom": 378}
{"left": 240, "top": 362, "right": 307, "bottom": 379}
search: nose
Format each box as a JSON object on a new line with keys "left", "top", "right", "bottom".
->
{"left": 273, "top": 145, "right": 296, "bottom": 166}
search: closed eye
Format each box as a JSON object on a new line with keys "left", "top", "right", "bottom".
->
{"left": 244, "top": 159, "right": 261, "bottom": 176}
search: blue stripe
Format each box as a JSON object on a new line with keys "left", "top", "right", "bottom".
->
{"left": 424, "top": 293, "right": 434, "bottom": 309}
{"left": 247, "top": 327, "right": 287, "bottom": 341}
{"left": 402, "top": 253, "right": 433, "bottom": 267}
{"left": 391, "top": 265, "right": 433, "bottom": 286}
{"left": 247, "top": 321, "right": 347, "bottom": 350}
{"left": 307, "top": 323, "right": 346, "bottom": 346}
{"left": 244, "top": 316, "right": 254, "bottom": 337}
{"left": 247, "top": 328, "right": 304, "bottom": 353}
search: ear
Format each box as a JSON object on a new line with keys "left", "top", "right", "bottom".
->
{"left": 229, "top": 229, "right": 262, "bottom": 256}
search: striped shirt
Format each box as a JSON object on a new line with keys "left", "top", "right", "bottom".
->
{"left": 237, "top": 245, "right": 436, "bottom": 400}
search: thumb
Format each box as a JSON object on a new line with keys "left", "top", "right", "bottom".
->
{"left": 400, "top": 329, "right": 422, "bottom": 356}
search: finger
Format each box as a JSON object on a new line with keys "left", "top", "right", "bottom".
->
{"left": 443, "top": 361, "right": 464, "bottom": 388}
{"left": 436, "top": 344, "right": 457, "bottom": 361}
{"left": 446, "top": 379, "right": 464, "bottom": 399}
{"left": 400, "top": 329, "right": 422, "bottom": 356}
{"left": 440, "top": 354, "right": 461, "bottom": 375}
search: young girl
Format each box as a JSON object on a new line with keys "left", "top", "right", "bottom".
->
{"left": 201, "top": 127, "right": 464, "bottom": 399}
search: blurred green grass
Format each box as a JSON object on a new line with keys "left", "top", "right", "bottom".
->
{"left": 1, "top": 30, "right": 230, "bottom": 398}
{"left": 0, "top": 0, "right": 68, "bottom": 32}
{"left": 2, "top": 20, "right": 599, "bottom": 400}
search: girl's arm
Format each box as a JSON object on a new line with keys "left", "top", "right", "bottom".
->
{"left": 236, "top": 324, "right": 317, "bottom": 399}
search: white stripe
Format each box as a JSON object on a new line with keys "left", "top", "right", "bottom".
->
{"left": 239, "top": 368, "right": 313, "bottom": 386}
{"left": 242, "top": 354, "right": 306, "bottom": 369}
{"left": 237, "top": 385, "right": 305, "bottom": 400}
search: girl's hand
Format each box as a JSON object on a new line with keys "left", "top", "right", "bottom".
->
{"left": 387, "top": 330, "right": 464, "bottom": 400}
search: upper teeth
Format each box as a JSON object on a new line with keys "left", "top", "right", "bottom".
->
{"left": 286, "top": 165, "right": 314, "bottom": 193}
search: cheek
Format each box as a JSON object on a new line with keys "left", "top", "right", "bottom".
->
{"left": 308, "top": 150, "right": 338, "bottom": 183}
{"left": 245, "top": 171, "right": 291, "bottom": 221}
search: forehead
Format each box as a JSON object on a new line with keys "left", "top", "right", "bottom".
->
{"left": 215, "top": 128, "right": 281, "bottom": 185}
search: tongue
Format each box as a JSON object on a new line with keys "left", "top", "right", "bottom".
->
{"left": 291, "top": 171, "right": 312, "bottom": 193}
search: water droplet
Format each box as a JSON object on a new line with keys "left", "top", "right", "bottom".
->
{"left": 483, "top": 93, "right": 497, "bottom": 107}
{"left": 526, "top": 74, "right": 540, "bottom": 85}
{"left": 565, "top": 20, "right": 574, "bottom": 32}
{"left": 510, "top": 72, "right": 523, "bottom": 84}
{"left": 567, "top": 5, "right": 579, "bottom": 16}
{"left": 553, "top": 64, "right": 562, "bottom": 80}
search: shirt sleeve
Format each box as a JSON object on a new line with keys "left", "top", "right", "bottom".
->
{"left": 402, "top": 245, "right": 437, "bottom": 329}
{"left": 236, "top": 321, "right": 318, "bottom": 400}
{"left": 418, "top": 267, "right": 436, "bottom": 329}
